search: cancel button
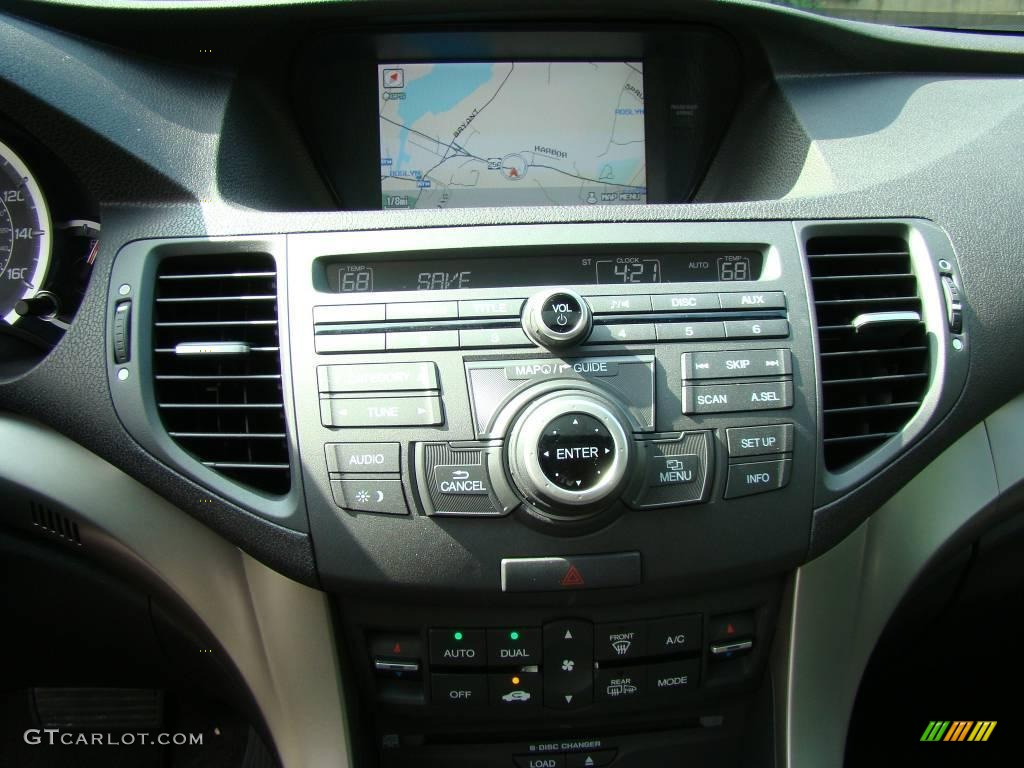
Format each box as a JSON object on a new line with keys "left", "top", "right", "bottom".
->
{"left": 434, "top": 464, "right": 490, "bottom": 496}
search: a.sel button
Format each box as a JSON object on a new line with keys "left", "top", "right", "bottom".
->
{"left": 682, "top": 381, "right": 793, "bottom": 414}
{"left": 650, "top": 659, "right": 700, "bottom": 700}
{"left": 326, "top": 442, "right": 400, "bottom": 474}
{"left": 431, "top": 673, "right": 486, "bottom": 707}
{"left": 647, "top": 614, "right": 701, "bottom": 656}
{"left": 330, "top": 479, "right": 407, "bottom": 515}
{"left": 320, "top": 396, "right": 443, "bottom": 427}
{"left": 682, "top": 349, "right": 792, "bottom": 380}
{"left": 724, "top": 459, "right": 792, "bottom": 498}
{"left": 429, "top": 628, "right": 486, "bottom": 667}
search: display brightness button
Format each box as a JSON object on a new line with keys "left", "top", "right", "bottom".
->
{"left": 537, "top": 413, "right": 615, "bottom": 492}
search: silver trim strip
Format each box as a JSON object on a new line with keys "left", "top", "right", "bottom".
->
{"left": 851, "top": 310, "right": 921, "bottom": 332}
{"left": 0, "top": 414, "right": 350, "bottom": 768}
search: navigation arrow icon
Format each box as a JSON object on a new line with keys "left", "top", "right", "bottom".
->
{"left": 565, "top": 694, "right": 573, "bottom": 704}
{"left": 575, "top": 480, "right": 582, "bottom": 486}
{"left": 572, "top": 418, "right": 579, "bottom": 425}
{"left": 605, "top": 448, "right": 611, "bottom": 454}
{"left": 564, "top": 630, "right": 573, "bottom": 640}
{"left": 543, "top": 451, "right": 550, "bottom": 457}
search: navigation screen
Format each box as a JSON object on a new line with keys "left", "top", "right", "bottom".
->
{"left": 378, "top": 62, "right": 647, "bottom": 210}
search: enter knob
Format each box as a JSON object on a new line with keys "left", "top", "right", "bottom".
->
{"left": 522, "top": 288, "right": 592, "bottom": 348}
{"left": 507, "top": 391, "right": 632, "bottom": 516}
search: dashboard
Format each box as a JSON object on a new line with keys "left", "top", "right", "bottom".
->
{"left": 1, "top": 1, "right": 1024, "bottom": 768}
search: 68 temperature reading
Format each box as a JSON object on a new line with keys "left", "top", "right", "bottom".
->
{"left": 717, "top": 257, "right": 751, "bottom": 281}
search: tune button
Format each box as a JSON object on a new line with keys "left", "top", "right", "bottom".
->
{"left": 537, "top": 413, "right": 615, "bottom": 492}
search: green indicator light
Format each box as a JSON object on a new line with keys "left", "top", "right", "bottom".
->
{"left": 453, "top": 631, "right": 463, "bottom": 641}
{"left": 510, "top": 631, "right": 520, "bottom": 641}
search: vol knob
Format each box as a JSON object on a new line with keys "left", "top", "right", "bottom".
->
{"left": 522, "top": 288, "right": 592, "bottom": 348}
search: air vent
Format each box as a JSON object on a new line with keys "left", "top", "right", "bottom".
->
{"left": 153, "top": 253, "right": 290, "bottom": 495}
{"left": 807, "top": 235, "right": 929, "bottom": 471}
{"left": 30, "top": 500, "right": 81, "bottom": 545}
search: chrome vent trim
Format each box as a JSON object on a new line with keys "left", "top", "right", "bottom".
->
{"left": 152, "top": 254, "right": 290, "bottom": 495}
{"left": 807, "top": 235, "right": 930, "bottom": 471}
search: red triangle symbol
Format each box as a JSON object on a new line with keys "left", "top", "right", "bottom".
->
{"left": 560, "top": 564, "right": 585, "bottom": 587}
{"left": 392, "top": 642, "right": 402, "bottom": 654}
{"left": 726, "top": 624, "right": 735, "bottom": 636}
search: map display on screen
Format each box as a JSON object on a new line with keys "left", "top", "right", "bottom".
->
{"left": 378, "top": 62, "right": 647, "bottom": 209}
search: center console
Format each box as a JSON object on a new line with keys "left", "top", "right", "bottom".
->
{"left": 286, "top": 221, "right": 817, "bottom": 766}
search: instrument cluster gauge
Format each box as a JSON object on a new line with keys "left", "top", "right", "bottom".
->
{"left": 0, "top": 138, "right": 52, "bottom": 326}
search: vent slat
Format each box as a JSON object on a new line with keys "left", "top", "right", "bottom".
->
{"left": 156, "top": 295, "right": 277, "bottom": 304}
{"left": 169, "top": 432, "right": 287, "bottom": 439}
{"left": 154, "top": 253, "right": 290, "bottom": 495}
{"left": 808, "top": 234, "right": 929, "bottom": 471}
{"left": 823, "top": 432, "right": 897, "bottom": 445}
{"left": 823, "top": 401, "right": 921, "bottom": 415}
{"left": 159, "top": 271, "right": 276, "bottom": 280}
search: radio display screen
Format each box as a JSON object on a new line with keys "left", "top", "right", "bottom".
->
{"left": 326, "top": 251, "right": 764, "bottom": 293}
{"left": 378, "top": 61, "right": 647, "bottom": 210}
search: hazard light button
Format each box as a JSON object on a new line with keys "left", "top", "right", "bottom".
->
{"left": 499, "top": 552, "right": 642, "bottom": 593}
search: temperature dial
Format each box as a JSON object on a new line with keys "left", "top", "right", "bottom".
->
{"left": 522, "top": 288, "right": 592, "bottom": 348}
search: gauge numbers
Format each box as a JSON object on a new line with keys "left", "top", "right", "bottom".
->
{"left": 0, "top": 139, "right": 52, "bottom": 325}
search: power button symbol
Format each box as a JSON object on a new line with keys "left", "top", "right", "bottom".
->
{"left": 541, "top": 293, "right": 583, "bottom": 334}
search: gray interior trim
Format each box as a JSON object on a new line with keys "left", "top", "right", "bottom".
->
{"left": 0, "top": 413, "right": 349, "bottom": 768}
{"left": 775, "top": 392, "right": 1024, "bottom": 768}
